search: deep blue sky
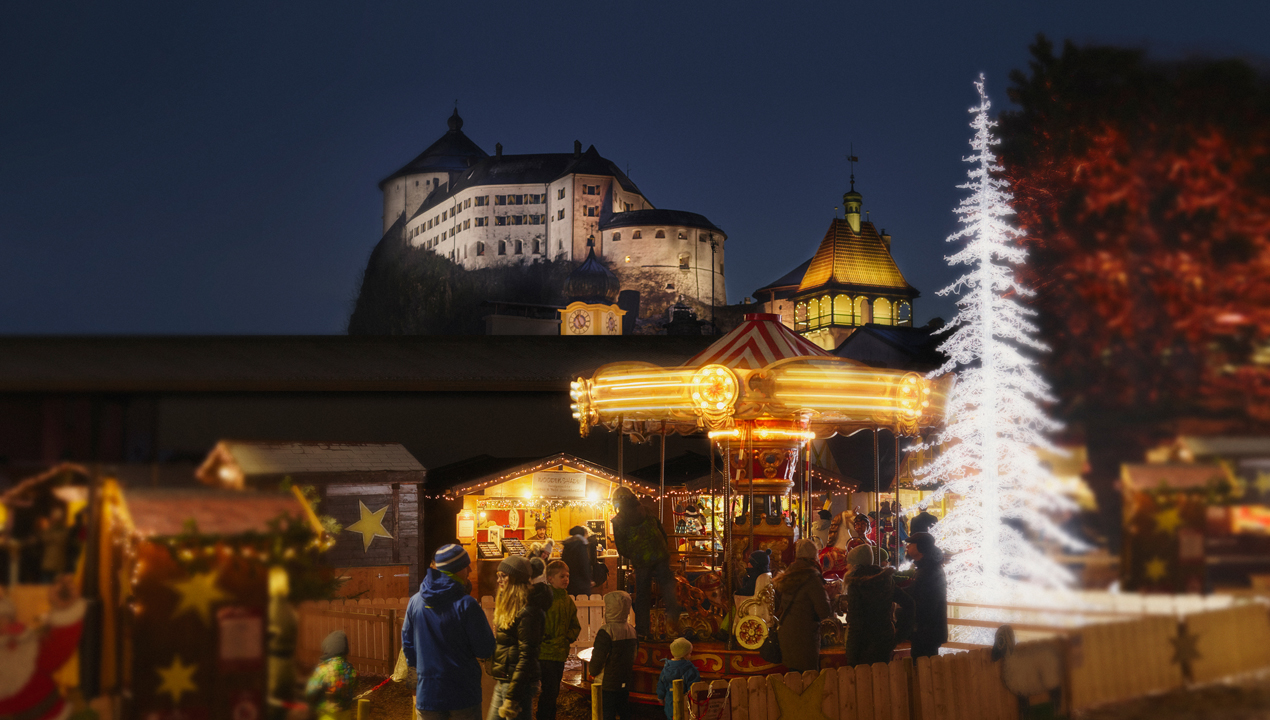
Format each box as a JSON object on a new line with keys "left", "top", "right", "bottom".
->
{"left": 2, "top": 1, "right": 1265, "bottom": 334}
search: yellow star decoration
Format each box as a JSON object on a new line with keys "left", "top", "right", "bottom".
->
{"left": 1153, "top": 506, "right": 1183, "bottom": 534}
{"left": 1170, "top": 624, "right": 1202, "bottom": 668}
{"left": 156, "top": 655, "right": 198, "bottom": 705}
{"left": 168, "top": 570, "right": 229, "bottom": 624}
{"left": 768, "top": 670, "right": 831, "bottom": 720}
{"left": 1145, "top": 556, "right": 1169, "bottom": 582}
{"left": 345, "top": 500, "right": 394, "bottom": 551}
{"left": 1256, "top": 472, "right": 1270, "bottom": 495}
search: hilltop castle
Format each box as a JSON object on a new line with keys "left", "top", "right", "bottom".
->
{"left": 377, "top": 110, "right": 728, "bottom": 324}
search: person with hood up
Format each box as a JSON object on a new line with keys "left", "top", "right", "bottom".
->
{"left": 810, "top": 509, "right": 833, "bottom": 550}
{"left": 736, "top": 549, "right": 771, "bottom": 596}
{"left": 561, "top": 526, "right": 594, "bottom": 596}
{"left": 403, "top": 544, "right": 496, "bottom": 720}
{"left": 841, "top": 545, "right": 913, "bottom": 666}
{"left": 488, "top": 555, "right": 554, "bottom": 720}
{"left": 905, "top": 532, "right": 947, "bottom": 658}
{"left": 305, "top": 630, "right": 358, "bottom": 720}
{"left": 609, "top": 487, "right": 682, "bottom": 638}
{"left": 536, "top": 560, "right": 581, "bottom": 720}
{"left": 655, "top": 638, "right": 700, "bottom": 720}
{"left": 772, "top": 539, "right": 831, "bottom": 672}
{"left": 590, "top": 591, "right": 638, "bottom": 720}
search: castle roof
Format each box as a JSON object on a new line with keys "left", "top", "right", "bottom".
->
{"left": 410, "top": 145, "right": 643, "bottom": 219}
{"left": 753, "top": 258, "right": 814, "bottom": 298}
{"left": 796, "top": 218, "right": 919, "bottom": 297}
{"left": 599, "top": 208, "right": 724, "bottom": 234}
{"left": 379, "top": 110, "right": 489, "bottom": 188}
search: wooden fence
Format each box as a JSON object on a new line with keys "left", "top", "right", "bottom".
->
{"left": 296, "top": 598, "right": 405, "bottom": 676}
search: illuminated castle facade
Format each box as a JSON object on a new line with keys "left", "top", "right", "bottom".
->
{"left": 754, "top": 187, "right": 919, "bottom": 350}
{"left": 378, "top": 110, "right": 728, "bottom": 321}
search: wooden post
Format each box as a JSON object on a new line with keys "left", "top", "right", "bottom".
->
{"left": 673, "top": 678, "right": 685, "bottom": 720}
{"left": 388, "top": 608, "right": 399, "bottom": 667}
{"left": 356, "top": 698, "right": 370, "bottom": 720}
{"left": 591, "top": 683, "right": 603, "bottom": 720}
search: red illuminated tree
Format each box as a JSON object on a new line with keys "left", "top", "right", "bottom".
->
{"left": 998, "top": 37, "right": 1270, "bottom": 534}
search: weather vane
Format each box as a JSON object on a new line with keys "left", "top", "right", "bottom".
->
{"left": 847, "top": 144, "right": 860, "bottom": 191}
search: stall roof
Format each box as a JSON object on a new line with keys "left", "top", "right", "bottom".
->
{"left": 197, "top": 440, "right": 426, "bottom": 488}
{"left": 1121, "top": 464, "right": 1229, "bottom": 492}
{"left": 0, "top": 462, "right": 90, "bottom": 506}
{"left": 1179, "top": 436, "right": 1270, "bottom": 458}
{"left": 445, "top": 452, "right": 657, "bottom": 497}
{"left": 125, "top": 488, "right": 309, "bottom": 537}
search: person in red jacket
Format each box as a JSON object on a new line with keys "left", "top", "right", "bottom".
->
{"left": 0, "top": 575, "right": 85, "bottom": 720}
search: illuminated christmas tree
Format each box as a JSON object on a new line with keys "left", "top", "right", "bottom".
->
{"left": 916, "top": 75, "right": 1085, "bottom": 599}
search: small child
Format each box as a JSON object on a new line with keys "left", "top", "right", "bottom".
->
{"left": 590, "top": 591, "right": 638, "bottom": 720}
{"left": 537, "top": 560, "right": 581, "bottom": 720}
{"left": 305, "top": 630, "right": 358, "bottom": 720}
{"left": 656, "top": 638, "right": 701, "bottom": 720}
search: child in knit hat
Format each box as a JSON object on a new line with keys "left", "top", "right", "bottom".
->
{"left": 737, "top": 549, "right": 771, "bottom": 596}
{"left": 656, "top": 637, "right": 701, "bottom": 720}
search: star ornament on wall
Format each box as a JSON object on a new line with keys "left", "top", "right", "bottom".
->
{"left": 768, "top": 670, "right": 831, "bottom": 720}
{"left": 1170, "top": 624, "right": 1202, "bottom": 669}
{"left": 168, "top": 570, "right": 230, "bottom": 624}
{"left": 1153, "top": 506, "right": 1183, "bottom": 534}
{"left": 345, "top": 500, "right": 394, "bottom": 551}
{"left": 156, "top": 655, "right": 198, "bottom": 705}
{"left": 1145, "top": 556, "right": 1169, "bottom": 582}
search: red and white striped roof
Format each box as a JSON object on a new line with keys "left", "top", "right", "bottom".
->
{"left": 685, "top": 313, "right": 830, "bottom": 369}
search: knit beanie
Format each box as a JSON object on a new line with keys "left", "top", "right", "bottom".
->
{"left": 529, "top": 556, "right": 546, "bottom": 580}
{"left": 434, "top": 543, "right": 470, "bottom": 574}
{"left": 795, "top": 538, "right": 819, "bottom": 560}
{"left": 670, "top": 637, "right": 693, "bottom": 659}
{"left": 320, "top": 630, "right": 349, "bottom": 660}
{"left": 499, "top": 555, "right": 532, "bottom": 584}
{"left": 846, "top": 544, "right": 888, "bottom": 568}
{"left": 748, "top": 549, "right": 771, "bottom": 573}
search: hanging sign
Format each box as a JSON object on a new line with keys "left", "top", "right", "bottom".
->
{"left": 532, "top": 471, "right": 586, "bottom": 499}
{"left": 457, "top": 509, "right": 476, "bottom": 539}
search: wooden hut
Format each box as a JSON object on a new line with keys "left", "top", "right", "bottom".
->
{"left": 196, "top": 441, "right": 426, "bottom": 597}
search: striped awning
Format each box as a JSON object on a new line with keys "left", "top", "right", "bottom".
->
{"left": 684, "top": 313, "right": 829, "bottom": 369}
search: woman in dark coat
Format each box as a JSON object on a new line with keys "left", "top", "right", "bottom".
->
{"left": 841, "top": 545, "right": 913, "bottom": 666}
{"left": 772, "top": 539, "right": 831, "bottom": 672}
{"left": 488, "top": 556, "right": 555, "bottom": 720}
{"left": 906, "top": 532, "right": 947, "bottom": 658}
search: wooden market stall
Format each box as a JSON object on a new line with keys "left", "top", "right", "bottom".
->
{"left": 446, "top": 453, "right": 657, "bottom": 599}
{"left": 197, "top": 441, "right": 427, "bottom": 597}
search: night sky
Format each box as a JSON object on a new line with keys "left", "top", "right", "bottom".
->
{"left": 2, "top": 2, "right": 1264, "bottom": 334}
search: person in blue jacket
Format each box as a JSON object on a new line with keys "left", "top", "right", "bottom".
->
{"left": 403, "top": 544, "right": 496, "bottom": 720}
{"left": 655, "top": 637, "right": 701, "bottom": 720}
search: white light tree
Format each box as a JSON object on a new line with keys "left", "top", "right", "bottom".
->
{"left": 915, "top": 75, "right": 1086, "bottom": 600}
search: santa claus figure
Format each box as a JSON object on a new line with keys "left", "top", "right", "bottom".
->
{"left": 0, "top": 576, "right": 85, "bottom": 720}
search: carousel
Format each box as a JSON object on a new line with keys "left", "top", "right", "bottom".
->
{"left": 567, "top": 313, "right": 952, "bottom": 698}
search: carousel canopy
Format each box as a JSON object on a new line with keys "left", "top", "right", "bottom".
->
{"left": 570, "top": 313, "right": 952, "bottom": 439}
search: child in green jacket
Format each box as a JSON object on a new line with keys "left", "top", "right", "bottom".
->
{"left": 538, "top": 560, "right": 582, "bottom": 720}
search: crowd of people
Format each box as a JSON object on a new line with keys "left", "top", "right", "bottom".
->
{"left": 386, "top": 495, "right": 945, "bottom": 720}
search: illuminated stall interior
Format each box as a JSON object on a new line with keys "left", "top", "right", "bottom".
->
{"left": 448, "top": 453, "right": 657, "bottom": 598}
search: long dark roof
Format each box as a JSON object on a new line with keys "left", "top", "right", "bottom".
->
{"left": 411, "top": 145, "right": 643, "bottom": 219}
{"left": 599, "top": 208, "right": 723, "bottom": 234}
{"left": 379, "top": 122, "right": 489, "bottom": 188}
{"left": 0, "top": 335, "right": 714, "bottom": 393}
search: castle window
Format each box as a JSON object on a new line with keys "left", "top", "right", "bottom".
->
{"left": 495, "top": 195, "right": 507, "bottom": 205}
{"left": 512, "top": 195, "right": 523, "bottom": 205}
{"left": 529, "top": 215, "right": 542, "bottom": 225}
{"left": 475, "top": 217, "right": 488, "bottom": 227}
{"left": 584, "top": 184, "right": 600, "bottom": 195}
{"left": 475, "top": 196, "right": 488, "bottom": 207}
{"left": 498, "top": 240, "right": 506, "bottom": 255}
{"left": 476, "top": 242, "right": 485, "bottom": 256}
{"left": 632, "top": 230, "right": 642, "bottom": 239}
{"left": 612, "top": 233, "right": 621, "bottom": 242}
{"left": 624, "top": 202, "right": 633, "bottom": 211}
{"left": 557, "top": 209, "right": 565, "bottom": 220}
{"left": 719, "top": 262, "right": 723, "bottom": 274}
{"left": 558, "top": 188, "right": 566, "bottom": 200}
{"left": 655, "top": 230, "right": 666, "bottom": 238}
{"left": 464, "top": 199, "right": 471, "bottom": 209}
{"left": 678, "top": 253, "right": 690, "bottom": 271}
{"left": 463, "top": 220, "right": 470, "bottom": 230}
{"left": 512, "top": 215, "right": 524, "bottom": 226}
{"left": 515, "top": 240, "right": 523, "bottom": 254}
{"left": 678, "top": 232, "right": 686, "bottom": 239}
{"left": 585, "top": 206, "right": 598, "bottom": 217}
{"left": 495, "top": 216, "right": 507, "bottom": 226}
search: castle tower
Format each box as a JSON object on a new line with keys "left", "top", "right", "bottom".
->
{"left": 378, "top": 109, "right": 488, "bottom": 234}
